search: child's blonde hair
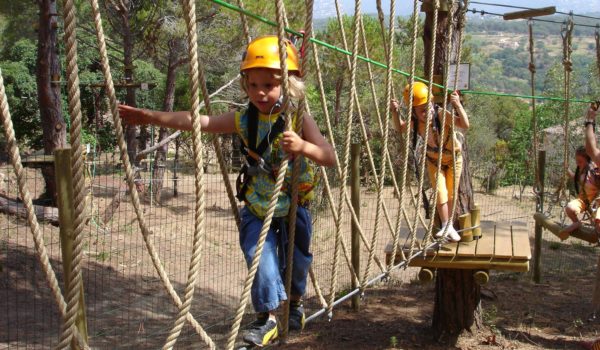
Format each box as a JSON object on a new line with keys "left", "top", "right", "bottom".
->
{"left": 240, "top": 71, "right": 305, "bottom": 102}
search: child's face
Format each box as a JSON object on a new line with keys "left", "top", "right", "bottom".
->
{"left": 413, "top": 103, "right": 431, "bottom": 122}
{"left": 576, "top": 154, "right": 589, "bottom": 170}
{"left": 245, "top": 68, "right": 282, "bottom": 114}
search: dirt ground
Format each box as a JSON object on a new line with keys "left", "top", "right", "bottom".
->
{"left": 282, "top": 268, "right": 600, "bottom": 350}
{"left": 1, "top": 160, "right": 599, "bottom": 349}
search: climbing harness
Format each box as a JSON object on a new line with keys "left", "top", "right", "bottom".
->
{"left": 236, "top": 104, "right": 287, "bottom": 202}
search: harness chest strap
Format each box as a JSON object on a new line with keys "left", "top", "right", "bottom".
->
{"left": 236, "top": 106, "right": 287, "bottom": 202}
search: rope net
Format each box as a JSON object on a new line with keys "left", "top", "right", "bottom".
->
{"left": 2, "top": 0, "right": 594, "bottom": 347}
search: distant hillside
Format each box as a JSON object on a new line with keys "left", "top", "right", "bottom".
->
{"left": 314, "top": 12, "right": 599, "bottom": 95}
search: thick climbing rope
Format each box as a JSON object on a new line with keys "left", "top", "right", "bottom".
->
{"left": 378, "top": 0, "right": 430, "bottom": 261}
{"left": 281, "top": 0, "right": 314, "bottom": 339}
{"left": 424, "top": 0, "right": 458, "bottom": 244}
{"left": 359, "top": 9, "right": 428, "bottom": 263}
{"left": 417, "top": 0, "right": 441, "bottom": 244}
{"left": 162, "top": 0, "right": 208, "bottom": 348}
{"left": 56, "top": 0, "right": 88, "bottom": 348}
{"left": 559, "top": 17, "right": 574, "bottom": 204}
{"left": 408, "top": 0, "right": 440, "bottom": 254}
{"left": 371, "top": 2, "right": 411, "bottom": 264}
{"left": 596, "top": 28, "right": 600, "bottom": 77}
{"left": 326, "top": 0, "right": 363, "bottom": 320}
{"left": 361, "top": 0, "right": 395, "bottom": 290}
{"left": 87, "top": 0, "right": 215, "bottom": 348}
{"left": 331, "top": 0, "right": 411, "bottom": 268}
{"left": 0, "top": 72, "right": 89, "bottom": 350}
{"left": 446, "top": 0, "right": 469, "bottom": 237}
{"left": 308, "top": 31, "right": 364, "bottom": 287}
{"left": 529, "top": 19, "right": 542, "bottom": 212}
{"left": 331, "top": 0, "right": 393, "bottom": 283}
{"left": 225, "top": 0, "right": 297, "bottom": 347}
{"left": 236, "top": 0, "right": 251, "bottom": 43}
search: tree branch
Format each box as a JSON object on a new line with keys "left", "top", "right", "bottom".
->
{"left": 134, "top": 74, "right": 242, "bottom": 160}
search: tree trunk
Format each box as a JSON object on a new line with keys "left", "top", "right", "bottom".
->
{"left": 432, "top": 269, "right": 483, "bottom": 343}
{"left": 151, "top": 42, "right": 180, "bottom": 204}
{"left": 37, "top": 0, "right": 66, "bottom": 206}
{"left": 423, "top": 0, "right": 479, "bottom": 342}
{"left": 0, "top": 192, "right": 59, "bottom": 225}
{"left": 122, "top": 10, "right": 138, "bottom": 166}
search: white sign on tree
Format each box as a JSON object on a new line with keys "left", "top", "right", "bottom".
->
{"left": 447, "top": 63, "right": 471, "bottom": 91}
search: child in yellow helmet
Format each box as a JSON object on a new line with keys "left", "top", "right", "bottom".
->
{"left": 391, "top": 81, "right": 470, "bottom": 242}
{"left": 119, "top": 35, "right": 335, "bottom": 347}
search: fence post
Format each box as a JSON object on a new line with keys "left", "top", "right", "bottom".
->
{"left": 350, "top": 143, "right": 361, "bottom": 311}
{"left": 55, "top": 148, "right": 89, "bottom": 347}
{"left": 533, "top": 150, "right": 546, "bottom": 284}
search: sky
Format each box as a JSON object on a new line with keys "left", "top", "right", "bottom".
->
{"left": 313, "top": 0, "right": 600, "bottom": 18}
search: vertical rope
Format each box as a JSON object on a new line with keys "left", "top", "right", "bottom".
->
{"left": 362, "top": 7, "right": 428, "bottom": 266}
{"left": 281, "top": 0, "right": 314, "bottom": 339}
{"left": 595, "top": 28, "right": 600, "bottom": 78}
{"left": 424, "top": 0, "right": 457, "bottom": 244}
{"left": 56, "top": 0, "right": 88, "bottom": 347}
{"left": 446, "top": 0, "right": 469, "bottom": 232}
{"left": 361, "top": 0, "right": 395, "bottom": 289}
{"left": 333, "top": 0, "right": 407, "bottom": 262}
{"left": 327, "top": 0, "right": 362, "bottom": 319}
{"left": 88, "top": 0, "right": 214, "bottom": 347}
{"left": 408, "top": 0, "right": 438, "bottom": 254}
{"left": 162, "top": 0, "right": 208, "bottom": 348}
{"left": 236, "top": 0, "right": 251, "bottom": 43}
{"left": 560, "top": 17, "right": 574, "bottom": 203}
{"left": 225, "top": 0, "right": 295, "bottom": 347}
{"left": 529, "top": 19, "right": 541, "bottom": 212}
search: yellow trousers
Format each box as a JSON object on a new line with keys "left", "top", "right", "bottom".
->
{"left": 426, "top": 152, "right": 463, "bottom": 205}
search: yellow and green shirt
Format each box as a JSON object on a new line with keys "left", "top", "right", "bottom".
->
{"left": 235, "top": 110, "right": 316, "bottom": 218}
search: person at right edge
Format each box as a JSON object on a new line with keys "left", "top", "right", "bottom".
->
{"left": 391, "top": 82, "right": 470, "bottom": 242}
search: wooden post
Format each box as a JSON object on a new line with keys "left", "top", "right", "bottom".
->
{"left": 350, "top": 143, "right": 361, "bottom": 311}
{"left": 533, "top": 150, "right": 546, "bottom": 283}
{"left": 458, "top": 213, "right": 473, "bottom": 242}
{"left": 55, "top": 148, "right": 89, "bottom": 347}
{"left": 471, "top": 205, "right": 481, "bottom": 239}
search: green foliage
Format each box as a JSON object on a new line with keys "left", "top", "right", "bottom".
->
{"left": 0, "top": 42, "right": 41, "bottom": 147}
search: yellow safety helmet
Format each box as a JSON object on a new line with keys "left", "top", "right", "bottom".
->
{"left": 403, "top": 82, "right": 429, "bottom": 107}
{"left": 240, "top": 35, "right": 300, "bottom": 73}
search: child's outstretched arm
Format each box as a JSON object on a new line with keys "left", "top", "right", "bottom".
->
{"left": 585, "top": 107, "right": 600, "bottom": 164}
{"left": 118, "top": 105, "right": 236, "bottom": 134}
{"left": 281, "top": 114, "right": 336, "bottom": 167}
{"left": 449, "top": 91, "right": 470, "bottom": 130}
{"left": 390, "top": 99, "right": 407, "bottom": 133}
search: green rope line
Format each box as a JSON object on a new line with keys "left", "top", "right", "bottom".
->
{"left": 209, "top": 0, "right": 596, "bottom": 105}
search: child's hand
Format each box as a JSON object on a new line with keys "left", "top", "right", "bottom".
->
{"left": 118, "top": 104, "right": 148, "bottom": 125}
{"left": 587, "top": 106, "right": 598, "bottom": 122}
{"left": 391, "top": 99, "right": 400, "bottom": 115}
{"left": 281, "top": 131, "right": 305, "bottom": 155}
{"left": 450, "top": 91, "right": 461, "bottom": 107}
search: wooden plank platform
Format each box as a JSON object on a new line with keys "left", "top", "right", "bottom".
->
{"left": 386, "top": 220, "right": 531, "bottom": 272}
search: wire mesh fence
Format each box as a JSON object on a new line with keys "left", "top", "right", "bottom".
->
{"left": 2, "top": 133, "right": 570, "bottom": 348}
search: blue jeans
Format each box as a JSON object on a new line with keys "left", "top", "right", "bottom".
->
{"left": 239, "top": 206, "right": 313, "bottom": 313}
